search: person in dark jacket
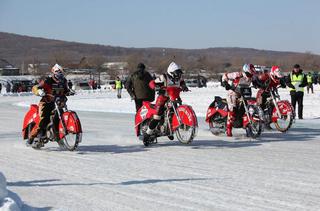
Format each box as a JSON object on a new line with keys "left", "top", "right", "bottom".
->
{"left": 68, "top": 80, "right": 73, "bottom": 90}
{"left": 286, "top": 64, "right": 307, "bottom": 119}
{"left": 125, "top": 63, "right": 155, "bottom": 111}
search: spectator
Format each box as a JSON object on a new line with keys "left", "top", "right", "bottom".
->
{"left": 307, "top": 72, "right": 314, "bottom": 94}
{"left": 0, "top": 83, "right": 2, "bottom": 94}
{"left": 115, "top": 76, "right": 123, "bottom": 98}
{"left": 125, "top": 63, "right": 155, "bottom": 111}
{"left": 313, "top": 72, "right": 318, "bottom": 85}
{"left": 68, "top": 80, "right": 73, "bottom": 90}
{"left": 6, "top": 82, "right": 11, "bottom": 93}
{"left": 286, "top": 64, "right": 308, "bottom": 119}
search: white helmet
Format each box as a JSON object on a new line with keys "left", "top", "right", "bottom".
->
{"left": 242, "top": 64, "right": 256, "bottom": 77}
{"left": 167, "top": 62, "right": 183, "bottom": 80}
{"left": 51, "top": 64, "right": 64, "bottom": 80}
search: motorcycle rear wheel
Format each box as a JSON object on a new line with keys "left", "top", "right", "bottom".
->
{"left": 26, "top": 124, "right": 34, "bottom": 145}
{"left": 139, "top": 120, "right": 156, "bottom": 147}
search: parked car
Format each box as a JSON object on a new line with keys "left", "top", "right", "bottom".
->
{"left": 185, "top": 75, "right": 207, "bottom": 88}
{"left": 76, "top": 81, "right": 91, "bottom": 90}
{"left": 185, "top": 79, "right": 198, "bottom": 87}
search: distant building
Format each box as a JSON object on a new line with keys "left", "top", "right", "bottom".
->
{"left": 101, "top": 62, "right": 128, "bottom": 70}
{"left": 0, "top": 59, "right": 20, "bottom": 76}
{"left": 27, "top": 63, "right": 50, "bottom": 75}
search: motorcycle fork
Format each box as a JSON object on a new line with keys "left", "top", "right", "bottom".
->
{"left": 55, "top": 102, "right": 67, "bottom": 137}
{"left": 242, "top": 97, "right": 253, "bottom": 125}
{"left": 271, "top": 92, "right": 282, "bottom": 118}
{"left": 172, "top": 101, "right": 182, "bottom": 126}
{"left": 166, "top": 104, "right": 173, "bottom": 136}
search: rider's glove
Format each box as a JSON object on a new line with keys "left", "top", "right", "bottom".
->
{"left": 182, "top": 86, "right": 189, "bottom": 92}
{"left": 223, "top": 81, "right": 231, "bottom": 90}
{"left": 38, "top": 89, "right": 45, "bottom": 97}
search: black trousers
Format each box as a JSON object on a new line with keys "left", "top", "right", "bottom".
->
{"left": 307, "top": 83, "right": 314, "bottom": 94}
{"left": 134, "top": 99, "right": 143, "bottom": 112}
{"left": 290, "top": 91, "right": 304, "bottom": 119}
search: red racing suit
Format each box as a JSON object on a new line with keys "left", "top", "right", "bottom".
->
{"left": 222, "top": 71, "right": 252, "bottom": 136}
{"left": 149, "top": 74, "right": 187, "bottom": 120}
{"left": 30, "top": 76, "right": 69, "bottom": 139}
{"left": 253, "top": 73, "right": 285, "bottom": 110}
{"left": 147, "top": 74, "right": 188, "bottom": 131}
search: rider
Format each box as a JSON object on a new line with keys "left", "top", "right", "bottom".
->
{"left": 144, "top": 62, "right": 188, "bottom": 141}
{"left": 28, "top": 64, "right": 69, "bottom": 144}
{"left": 253, "top": 66, "right": 286, "bottom": 110}
{"left": 221, "top": 64, "right": 257, "bottom": 137}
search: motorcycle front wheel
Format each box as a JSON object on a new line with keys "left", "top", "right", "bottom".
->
{"left": 175, "top": 124, "right": 197, "bottom": 144}
{"left": 274, "top": 112, "right": 294, "bottom": 133}
{"left": 59, "top": 132, "right": 82, "bottom": 151}
{"left": 208, "top": 114, "right": 227, "bottom": 136}
{"left": 246, "top": 105, "right": 263, "bottom": 138}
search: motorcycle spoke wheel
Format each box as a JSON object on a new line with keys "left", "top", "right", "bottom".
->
{"left": 246, "top": 105, "right": 263, "bottom": 139}
{"left": 246, "top": 121, "right": 262, "bottom": 139}
{"left": 209, "top": 115, "right": 226, "bottom": 136}
{"left": 60, "top": 132, "right": 81, "bottom": 151}
{"left": 176, "top": 124, "right": 196, "bottom": 144}
{"left": 274, "top": 112, "right": 293, "bottom": 132}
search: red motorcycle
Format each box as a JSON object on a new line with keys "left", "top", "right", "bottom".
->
{"left": 205, "top": 85, "right": 264, "bottom": 138}
{"left": 257, "top": 87, "right": 294, "bottom": 132}
{"left": 22, "top": 95, "right": 82, "bottom": 151}
{"left": 135, "top": 87, "right": 198, "bottom": 146}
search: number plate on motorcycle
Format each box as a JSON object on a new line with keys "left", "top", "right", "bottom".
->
{"left": 140, "top": 107, "right": 148, "bottom": 119}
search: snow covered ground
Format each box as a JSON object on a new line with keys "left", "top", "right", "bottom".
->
{"left": 12, "top": 83, "right": 320, "bottom": 119}
{"left": 0, "top": 84, "right": 320, "bottom": 210}
{"left": 0, "top": 172, "right": 22, "bottom": 211}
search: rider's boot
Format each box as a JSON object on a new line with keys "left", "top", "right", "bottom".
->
{"left": 226, "top": 111, "right": 235, "bottom": 137}
{"left": 26, "top": 137, "right": 34, "bottom": 146}
{"left": 32, "top": 130, "right": 45, "bottom": 148}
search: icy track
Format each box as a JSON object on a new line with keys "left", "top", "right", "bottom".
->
{"left": 0, "top": 85, "right": 320, "bottom": 210}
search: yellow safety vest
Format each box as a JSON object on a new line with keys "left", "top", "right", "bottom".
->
{"left": 290, "top": 73, "right": 304, "bottom": 92}
{"left": 115, "top": 80, "right": 122, "bottom": 89}
{"left": 307, "top": 75, "right": 313, "bottom": 83}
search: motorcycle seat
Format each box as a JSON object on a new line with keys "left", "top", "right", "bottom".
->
{"left": 142, "top": 101, "right": 156, "bottom": 109}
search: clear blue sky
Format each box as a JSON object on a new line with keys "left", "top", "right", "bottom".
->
{"left": 0, "top": 0, "right": 319, "bottom": 54}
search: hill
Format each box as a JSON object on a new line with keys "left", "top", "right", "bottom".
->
{"left": 0, "top": 31, "right": 319, "bottom": 73}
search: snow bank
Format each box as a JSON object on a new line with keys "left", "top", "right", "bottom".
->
{"left": 12, "top": 84, "right": 320, "bottom": 119}
{"left": 0, "top": 172, "right": 21, "bottom": 211}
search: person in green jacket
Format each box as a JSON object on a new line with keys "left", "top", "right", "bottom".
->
{"left": 286, "top": 64, "right": 308, "bottom": 119}
{"left": 307, "top": 72, "right": 314, "bottom": 94}
{"left": 115, "top": 76, "right": 123, "bottom": 98}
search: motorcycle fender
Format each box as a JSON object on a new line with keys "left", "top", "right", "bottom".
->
{"left": 271, "top": 100, "right": 293, "bottom": 122}
{"left": 205, "top": 107, "right": 228, "bottom": 122}
{"left": 172, "top": 105, "right": 198, "bottom": 131}
{"left": 135, "top": 104, "right": 157, "bottom": 136}
{"left": 205, "top": 107, "right": 217, "bottom": 122}
{"left": 242, "top": 115, "right": 250, "bottom": 128}
{"left": 22, "top": 104, "right": 39, "bottom": 139}
{"left": 247, "top": 99, "right": 257, "bottom": 105}
{"left": 243, "top": 114, "right": 261, "bottom": 128}
{"left": 59, "top": 111, "right": 82, "bottom": 139}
